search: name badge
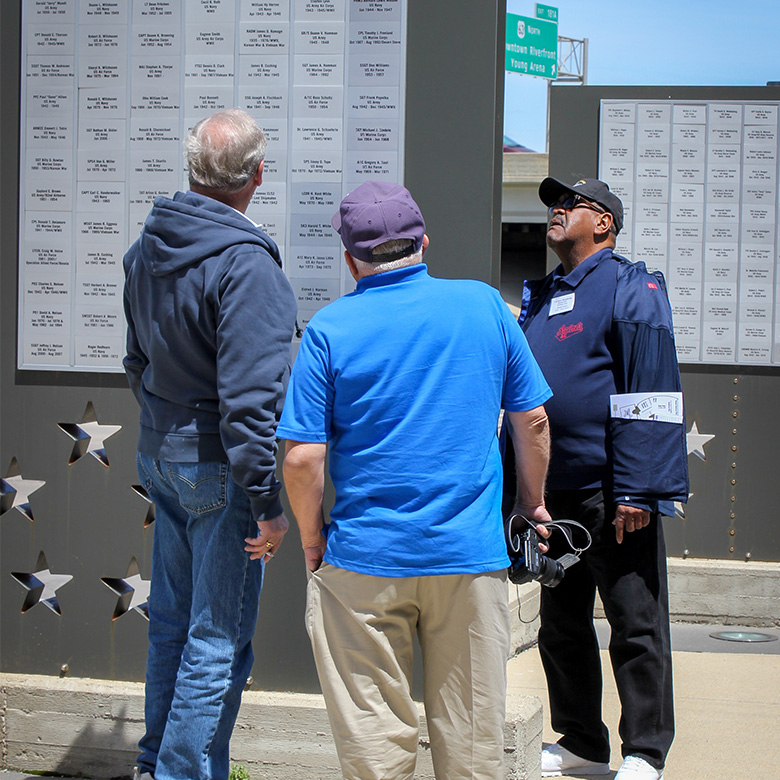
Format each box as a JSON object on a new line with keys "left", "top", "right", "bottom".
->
{"left": 549, "top": 293, "right": 575, "bottom": 316}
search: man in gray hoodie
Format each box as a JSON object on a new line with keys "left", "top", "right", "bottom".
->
{"left": 123, "top": 109, "right": 297, "bottom": 780}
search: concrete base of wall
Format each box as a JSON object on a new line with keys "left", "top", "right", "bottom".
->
{"left": 666, "top": 558, "right": 780, "bottom": 626}
{"left": 509, "top": 580, "right": 541, "bottom": 652}
{"left": 0, "top": 674, "right": 542, "bottom": 780}
{"left": 594, "top": 558, "right": 780, "bottom": 626}
{"left": 511, "top": 558, "right": 780, "bottom": 631}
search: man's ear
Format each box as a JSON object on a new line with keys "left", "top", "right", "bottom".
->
{"left": 344, "top": 250, "right": 360, "bottom": 282}
{"left": 253, "top": 160, "right": 264, "bottom": 187}
{"left": 421, "top": 233, "right": 429, "bottom": 255}
{"left": 594, "top": 212, "right": 613, "bottom": 239}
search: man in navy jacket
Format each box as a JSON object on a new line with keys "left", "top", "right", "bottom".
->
{"left": 123, "top": 109, "right": 297, "bottom": 780}
{"left": 514, "top": 177, "right": 688, "bottom": 780}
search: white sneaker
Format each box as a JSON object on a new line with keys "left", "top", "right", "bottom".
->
{"left": 132, "top": 767, "right": 154, "bottom": 780}
{"left": 541, "top": 743, "right": 611, "bottom": 777}
{"left": 614, "top": 755, "right": 664, "bottom": 780}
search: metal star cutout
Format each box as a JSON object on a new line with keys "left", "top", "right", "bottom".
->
{"left": 58, "top": 401, "right": 121, "bottom": 467}
{"left": 11, "top": 551, "right": 73, "bottom": 615}
{"left": 686, "top": 421, "right": 715, "bottom": 461}
{"left": 101, "top": 556, "right": 151, "bottom": 621}
{"left": 131, "top": 484, "right": 155, "bottom": 528}
{"left": 1, "top": 457, "right": 45, "bottom": 522}
{"left": 674, "top": 493, "right": 694, "bottom": 520}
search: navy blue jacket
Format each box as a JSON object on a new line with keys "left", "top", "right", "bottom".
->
{"left": 519, "top": 248, "right": 689, "bottom": 512}
{"left": 123, "top": 191, "right": 297, "bottom": 522}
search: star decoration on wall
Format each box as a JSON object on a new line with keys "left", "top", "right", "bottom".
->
{"left": 11, "top": 551, "right": 73, "bottom": 616}
{"left": 131, "top": 484, "right": 156, "bottom": 528}
{"left": 1, "top": 457, "right": 45, "bottom": 522}
{"left": 674, "top": 493, "right": 694, "bottom": 520}
{"left": 686, "top": 421, "right": 715, "bottom": 461}
{"left": 101, "top": 556, "right": 151, "bottom": 621}
{"left": 58, "top": 401, "right": 121, "bottom": 467}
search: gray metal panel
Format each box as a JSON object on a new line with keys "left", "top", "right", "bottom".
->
{"left": 405, "top": 0, "right": 506, "bottom": 287}
{"left": 548, "top": 85, "right": 780, "bottom": 562}
{"left": 0, "top": 1, "right": 507, "bottom": 682}
{"left": 672, "top": 369, "right": 780, "bottom": 562}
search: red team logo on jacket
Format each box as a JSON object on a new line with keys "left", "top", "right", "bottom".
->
{"left": 555, "top": 322, "right": 583, "bottom": 341}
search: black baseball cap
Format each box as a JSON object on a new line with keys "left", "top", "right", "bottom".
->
{"left": 539, "top": 177, "right": 624, "bottom": 234}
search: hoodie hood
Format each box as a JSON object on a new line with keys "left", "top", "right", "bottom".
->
{"left": 137, "top": 190, "right": 280, "bottom": 276}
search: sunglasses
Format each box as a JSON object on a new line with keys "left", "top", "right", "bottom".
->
{"left": 548, "top": 194, "right": 608, "bottom": 216}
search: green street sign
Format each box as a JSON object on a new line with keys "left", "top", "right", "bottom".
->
{"left": 505, "top": 13, "right": 558, "bottom": 79}
{"left": 535, "top": 3, "right": 558, "bottom": 22}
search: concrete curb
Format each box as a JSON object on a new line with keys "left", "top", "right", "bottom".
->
{"left": 593, "top": 558, "right": 780, "bottom": 626}
{"left": 511, "top": 558, "right": 780, "bottom": 632}
{"left": 666, "top": 558, "right": 780, "bottom": 626}
{"left": 0, "top": 674, "right": 542, "bottom": 780}
{"left": 509, "top": 580, "right": 541, "bottom": 652}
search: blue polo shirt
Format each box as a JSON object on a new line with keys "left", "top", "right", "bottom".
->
{"left": 277, "top": 263, "right": 552, "bottom": 577}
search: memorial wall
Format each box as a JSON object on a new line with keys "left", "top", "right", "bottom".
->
{"left": 19, "top": 0, "right": 407, "bottom": 371}
{"left": 599, "top": 99, "right": 780, "bottom": 366}
{"left": 3, "top": 0, "right": 508, "bottom": 682}
{"left": 550, "top": 85, "right": 780, "bottom": 561}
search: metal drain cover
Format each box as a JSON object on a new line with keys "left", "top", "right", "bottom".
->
{"left": 710, "top": 630, "right": 778, "bottom": 643}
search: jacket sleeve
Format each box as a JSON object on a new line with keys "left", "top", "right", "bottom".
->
{"left": 215, "top": 248, "right": 298, "bottom": 523}
{"left": 609, "top": 263, "right": 689, "bottom": 508}
{"left": 122, "top": 248, "right": 147, "bottom": 406}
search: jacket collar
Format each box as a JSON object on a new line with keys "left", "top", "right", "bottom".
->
{"left": 551, "top": 247, "right": 613, "bottom": 289}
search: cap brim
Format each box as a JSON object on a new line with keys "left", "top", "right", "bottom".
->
{"left": 538, "top": 177, "right": 578, "bottom": 207}
{"left": 330, "top": 210, "right": 342, "bottom": 234}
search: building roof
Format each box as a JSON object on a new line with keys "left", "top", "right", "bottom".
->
{"left": 502, "top": 134, "right": 536, "bottom": 153}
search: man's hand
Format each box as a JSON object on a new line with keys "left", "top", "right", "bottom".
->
{"left": 303, "top": 544, "right": 327, "bottom": 572}
{"left": 245, "top": 512, "right": 289, "bottom": 561}
{"left": 512, "top": 502, "right": 553, "bottom": 553}
{"left": 613, "top": 504, "right": 650, "bottom": 544}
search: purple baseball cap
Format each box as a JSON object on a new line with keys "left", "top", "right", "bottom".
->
{"left": 331, "top": 181, "right": 425, "bottom": 263}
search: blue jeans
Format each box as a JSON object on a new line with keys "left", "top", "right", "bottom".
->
{"left": 136, "top": 455, "right": 264, "bottom": 780}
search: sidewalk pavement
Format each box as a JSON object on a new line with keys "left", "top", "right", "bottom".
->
{"left": 507, "top": 620, "right": 780, "bottom": 780}
{"left": 2, "top": 620, "right": 778, "bottom": 780}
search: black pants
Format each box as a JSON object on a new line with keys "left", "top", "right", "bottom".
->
{"left": 538, "top": 489, "right": 674, "bottom": 771}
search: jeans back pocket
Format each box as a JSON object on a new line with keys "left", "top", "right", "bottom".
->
{"left": 166, "top": 461, "right": 229, "bottom": 515}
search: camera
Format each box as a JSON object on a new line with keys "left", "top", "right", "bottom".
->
{"left": 506, "top": 517, "right": 565, "bottom": 588}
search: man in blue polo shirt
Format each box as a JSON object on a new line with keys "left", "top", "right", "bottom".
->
{"left": 513, "top": 177, "right": 688, "bottom": 780}
{"left": 255, "top": 181, "right": 553, "bottom": 780}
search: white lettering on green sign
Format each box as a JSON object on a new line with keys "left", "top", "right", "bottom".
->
{"left": 535, "top": 4, "right": 558, "bottom": 22}
{"left": 505, "top": 13, "right": 557, "bottom": 79}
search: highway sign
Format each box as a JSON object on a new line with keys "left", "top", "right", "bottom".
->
{"left": 536, "top": 4, "right": 558, "bottom": 22}
{"left": 505, "top": 13, "right": 558, "bottom": 79}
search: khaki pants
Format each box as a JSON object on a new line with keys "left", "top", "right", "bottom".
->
{"left": 306, "top": 564, "right": 511, "bottom": 780}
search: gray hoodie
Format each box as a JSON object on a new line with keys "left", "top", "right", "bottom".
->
{"left": 123, "top": 190, "right": 297, "bottom": 521}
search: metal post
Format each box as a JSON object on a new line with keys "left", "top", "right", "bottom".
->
{"left": 546, "top": 78, "right": 551, "bottom": 153}
{"left": 582, "top": 37, "right": 589, "bottom": 85}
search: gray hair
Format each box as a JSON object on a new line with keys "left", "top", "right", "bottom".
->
{"left": 354, "top": 239, "right": 422, "bottom": 275}
{"left": 185, "top": 109, "right": 266, "bottom": 192}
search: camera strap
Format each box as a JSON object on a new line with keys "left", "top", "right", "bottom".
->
{"left": 506, "top": 515, "right": 593, "bottom": 624}
{"left": 507, "top": 515, "right": 592, "bottom": 569}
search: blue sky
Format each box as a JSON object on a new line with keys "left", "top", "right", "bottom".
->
{"left": 504, "top": 0, "right": 780, "bottom": 152}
